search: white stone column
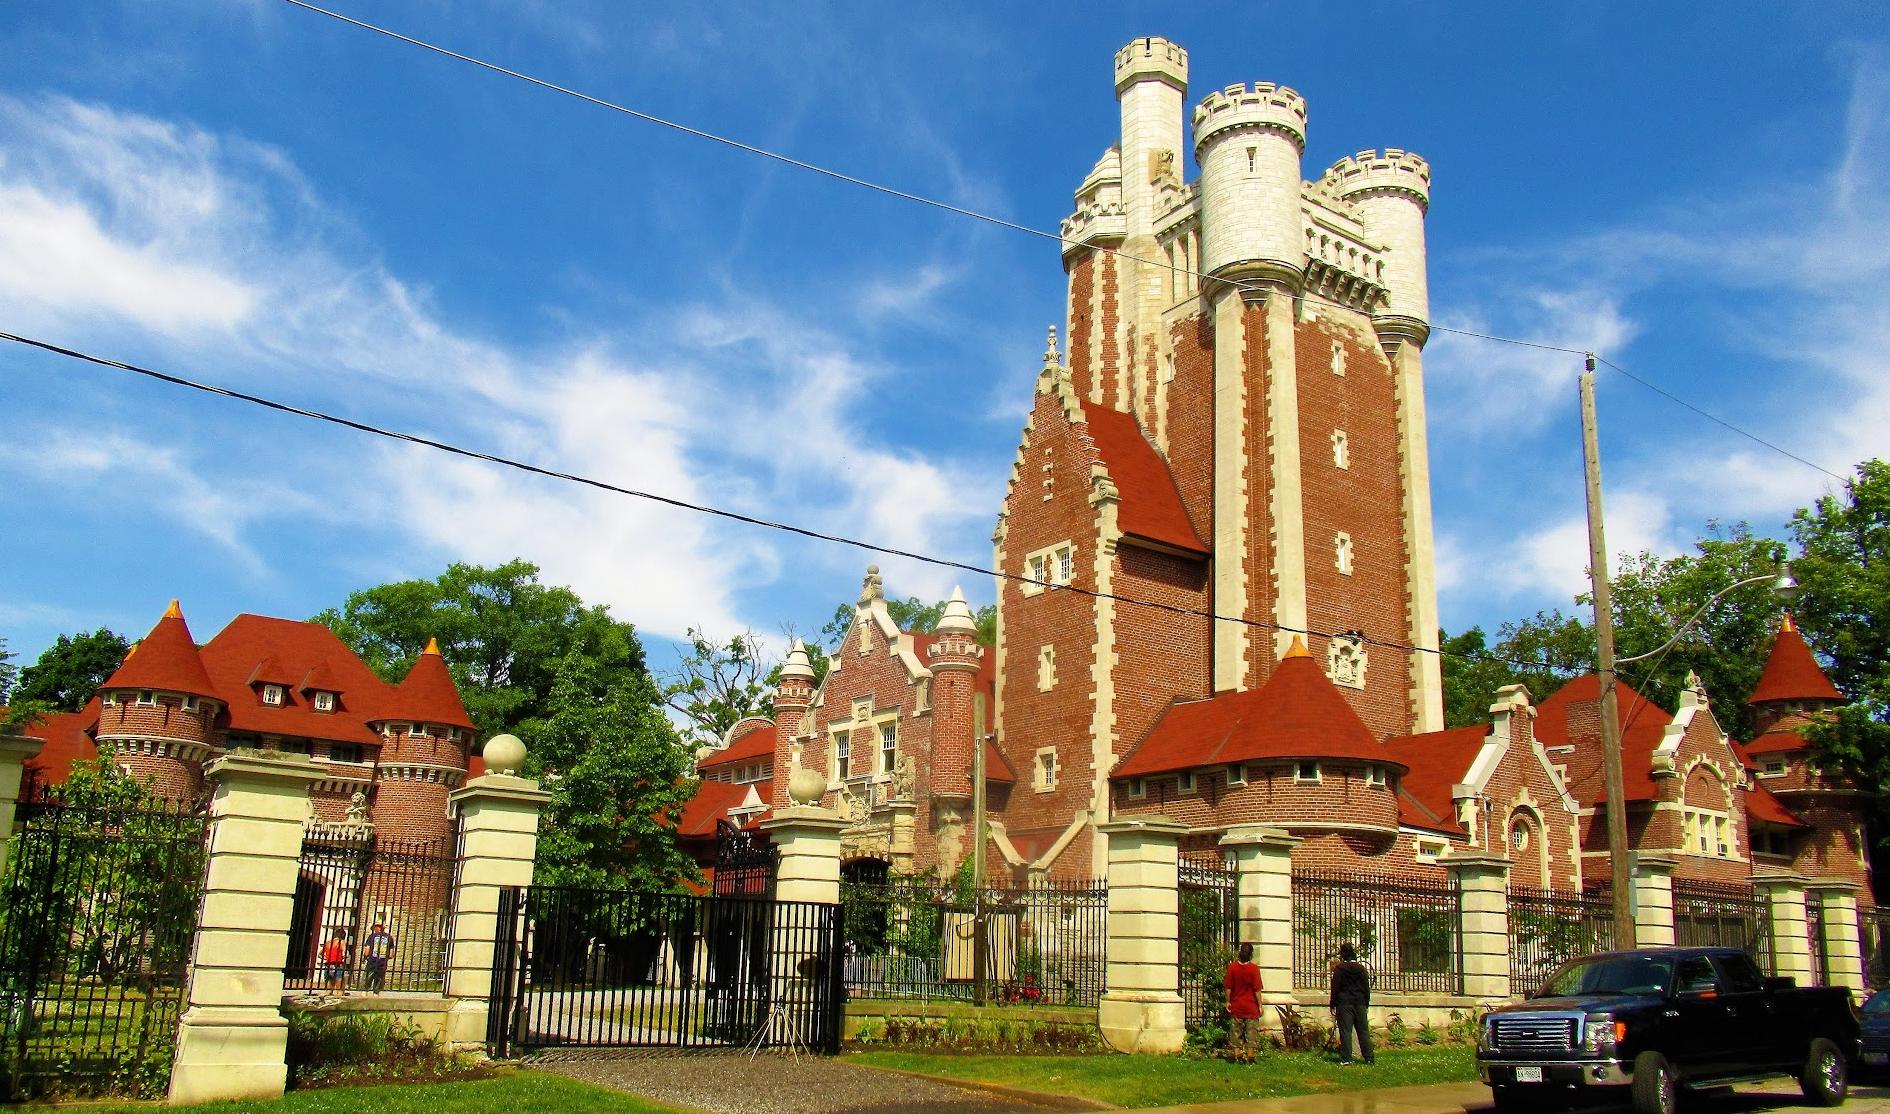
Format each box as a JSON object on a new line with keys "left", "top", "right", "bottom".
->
{"left": 1807, "top": 880, "right": 1865, "bottom": 996}
{"left": 441, "top": 749, "right": 550, "bottom": 1052}
{"left": 760, "top": 805, "right": 846, "bottom": 1049}
{"left": 1221, "top": 824, "right": 1298, "bottom": 1020}
{"left": 1629, "top": 854, "right": 1676, "bottom": 948}
{"left": 761, "top": 805, "right": 847, "bottom": 906}
{"left": 168, "top": 753, "right": 321, "bottom": 1106}
{"left": 1444, "top": 852, "right": 1511, "bottom": 1001}
{"left": 1097, "top": 815, "right": 1187, "bottom": 1054}
{"left": 0, "top": 733, "right": 44, "bottom": 879}
{"left": 1754, "top": 872, "right": 1813, "bottom": 985}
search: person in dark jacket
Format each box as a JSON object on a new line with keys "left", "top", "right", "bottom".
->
{"left": 1328, "top": 942, "right": 1373, "bottom": 1064}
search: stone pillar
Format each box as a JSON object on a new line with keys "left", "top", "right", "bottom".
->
{"left": 760, "top": 805, "right": 847, "bottom": 1048}
{"left": 1629, "top": 854, "right": 1676, "bottom": 948}
{"left": 1097, "top": 816, "right": 1187, "bottom": 1054}
{"left": 1754, "top": 872, "right": 1813, "bottom": 985}
{"left": 1444, "top": 852, "right": 1511, "bottom": 1001}
{"left": 168, "top": 753, "right": 321, "bottom": 1106}
{"left": 1806, "top": 880, "right": 1865, "bottom": 996}
{"left": 441, "top": 743, "right": 551, "bottom": 1052}
{"left": 1221, "top": 824, "right": 1298, "bottom": 1019}
{"left": 0, "top": 733, "right": 44, "bottom": 879}
{"left": 762, "top": 805, "right": 847, "bottom": 906}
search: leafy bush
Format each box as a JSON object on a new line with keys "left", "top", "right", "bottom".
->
{"left": 1273, "top": 1003, "right": 1332, "bottom": 1053}
{"left": 851, "top": 1011, "right": 1102, "bottom": 1053}
{"left": 285, "top": 1009, "right": 491, "bottom": 1089}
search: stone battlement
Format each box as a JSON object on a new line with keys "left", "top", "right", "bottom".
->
{"left": 1061, "top": 198, "right": 1128, "bottom": 254}
{"left": 1115, "top": 36, "right": 1188, "bottom": 91}
{"left": 1192, "top": 83, "right": 1307, "bottom": 151}
{"left": 1321, "top": 149, "right": 1431, "bottom": 208}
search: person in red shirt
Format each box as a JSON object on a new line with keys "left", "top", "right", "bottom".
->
{"left": 1223, "top": 941, "right": 1263, "bottom": 1057}
{"left": 321, "top": 931, "right": 349, "bottom": 997}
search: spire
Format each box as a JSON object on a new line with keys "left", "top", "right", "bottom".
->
{"left": 778, "top": 638, "right": 816, "bottom": 683}
{"left": 164, "top": 598, "right": 183, "bottom": 619}
{"left": 937, "top": 587, "right": 978, "bottom": 635}
{"left": 422, "top": 637, "right": 442, "bottom": 656}
{"left": 1747, "top": 611, "right": 1843, "bottom": 706}
{"left": 102, "top": 601, "right": 218, "bottom": 699}
{"left": 1282, "top": 634, "right": 1311, "bottom": 660}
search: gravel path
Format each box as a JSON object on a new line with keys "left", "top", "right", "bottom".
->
{"left": 531, "top": 1050, "right": 1071, "bottom": 1114}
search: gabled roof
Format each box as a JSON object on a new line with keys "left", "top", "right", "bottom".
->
{"left": 699, "top": 723, "right": 777, "bottom": 771}
{"left": 1079, "top": 402, "right": 1208, "bottom": 554}
{"left": 1535, "top": 674, "right": 1671, "bottom": 805}
{"left": 1746, "top": 783, "right": 1806, "bottom": 828}
{"left": 1382, "top": 725, "right": 1485, "bottom": 835}
{"left": 1743, "top": 729, "right": 1811, "bottom": 756}
{"left": 103, "top": 601, "right": 217, "bottom": 699}
{"left": 18, "top": 703, "right": 101, "bottom": 786}
{"left": 984, "top": 738, "right": 1016, "bottom": 784}
{"left": 387, "top": 640, "right": 476, "bottom": 731}
{"left": 199, "top": 614, "right": 402, "bottom": 745}
{"left": 676, "top": 780, "right": 762, "bottom": 839}
{"left": 1747, "top": 614, "right": 1843, "bottom": 706}
{"left": 1113, "top": 641, "right": 1397, "bottom": 778}
{"left": 246, "top": 655, "right": 298, "bottom": 687}
{"left": 299, "top": 661, "right": 344, "bottom": 693}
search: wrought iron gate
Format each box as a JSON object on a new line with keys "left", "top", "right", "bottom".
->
{"left": 488, "top": 886, "right": 843, "bottom": 1056}
{"left": 0, "top": 791, "right": 207, "bottom": 1100}
{"left": 1179, "top": 859, "right": 1239, "bottom": 1029}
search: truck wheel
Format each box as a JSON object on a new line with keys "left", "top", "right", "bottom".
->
{"left": 1798, "top": 1037, "right": 1847, "bottom": 1106}
{"left": 1631, "top": 1051, "right": 1676, "bottom": 1114}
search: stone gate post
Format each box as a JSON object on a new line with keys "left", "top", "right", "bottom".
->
{"left": 1444, "top": 852, "right": 1511, "bottom": 1001}
{"left": 1807, "top": 879, "right": 1865, "bottom": 995}
{"left": 168, "top": 753, "right": 321, "bottom": 1106}
{"left": 1754, "top": 872, "right": 1813, "bottom": 985}
{"left": 0, "top": 732, "right": 43, "bottom": 879}
{"left": 1220, "top": 824, "right": 1298, "bottom": 1021}
{"left": 442, "top": 736, "right": 550, "bottom": 1051}
{"left": 1629, "top": 854, "right": 1676, "bottom": 947}
{"left": 1097, "top": 815, "right": 1187, "bottom": 1054}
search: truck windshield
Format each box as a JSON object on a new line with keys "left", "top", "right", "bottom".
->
{"left": 1538, "top": 955, "right": 1673, "bottom": 998}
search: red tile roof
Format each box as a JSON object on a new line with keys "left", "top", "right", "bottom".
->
{"left": 386, "top": 641, "right": 476, "bottom": 732}
{"left": 1383, "top": 725, "right": 1485, "bottom": 836}
{"left": 1535, "top": 674, "right": 1670, "bottom": 805}
{"left": 1743, "top": 729, "right": 1811, "bottom": 756}
{"left": 985, "top": 738, "right": 1016, "bottom": 784}
{"left": 1079, "top": 403, "right": 1208, "bottom": 554}
{"left": 197, "top": 614, "right": 414, "bottom": 744}
{"left": 1747, "top": 615, "right": 1843, "bottom": 706}
{"left": 676, "top": 779, "right": 757, "bottom": 838}
{"left": 299, "top": 661, "right": 344, "bottom": 693}
{"left": 19, "top": 704, "right": 101, "bottom": 785}
{"left": 1746, "top": 783, "right": 1805, "bottom": 828}
{"left": 1113, "top": 643, "right": 1398, "bottom": 778}
{"left": 103, "top": 601, "right": 217, "bottom": 699}
{"left": 699, "top": 723, "right": 777, "bottom": 771}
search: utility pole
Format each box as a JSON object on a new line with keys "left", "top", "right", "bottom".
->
{"left": 1579, "top": 355, "right": 1638, "bottom": 949}
{"left": 971, "top": 692, "right": 988, "bottom": 1005}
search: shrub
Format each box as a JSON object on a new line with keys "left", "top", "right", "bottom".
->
{"left": 284, "top": 1009, "right": 491, "bottom": 1089}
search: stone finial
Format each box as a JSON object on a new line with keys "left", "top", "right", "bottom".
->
{"left": 1281, "top": 634, "right": 1311, "bottom": 660}
{"left": 422, "top": 636, "right": 442, "bottom": 656}
{"left": 936, "top": 587, "right": 978, "bottom": 635}
{"left": 346, "top": 790, "right": 369, "bottom": 825}
{"left": 788, "top": 765, "right": 826, "bottom": 805}
{"left": 482, "top": 733, "right": 526, "bottom": 776}
{"left": 1684, "top": 670, "right": 1709, "bottom": 705}
{"left": 858, "top": 564, "right": 883, "bottom": 607}
{"left": 778, "top": 638, "right": 816, "bottom": 683}
{"left": 1043, "top": 326, "right": 1060, "bottom": 371}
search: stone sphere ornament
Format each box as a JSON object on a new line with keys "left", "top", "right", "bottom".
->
{"left": 482, "top": 733, "right": 527, "bottom": 776}
{"left": 788, "top": 766, "right": 826, "bottom": 806}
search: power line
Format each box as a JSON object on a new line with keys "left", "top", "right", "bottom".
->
{"left": 2, "top": 327, "right": 1582, "bottom": 677}
{"left": 276, "top": 0, "right": 1588, "bottom": 357}
{"left": 1594, "top": 355, "right": 1846, "bottom": 484}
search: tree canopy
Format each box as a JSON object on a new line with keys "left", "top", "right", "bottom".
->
{"left": 314, "top": 559, "right": 646, "bottom": 741}
{"left": 0, "top": 637, "right": 14, "bottom": 705}
{"left": 659, "top": 628, "right": 774, "bottom": 749}
{"left": 12, "top": 628, "right": 131, "bottom": 712}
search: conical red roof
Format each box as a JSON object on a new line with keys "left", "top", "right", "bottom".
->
{"left": 102, "top": 601, "right": 218, "bottom": 699}
{"left": 1747, "top": 614, "right": 1843, "bottom": 706}
{"left": 388, "top": 639, "right": 475, "bottom": 731}
{"left": 1113, "top": 638, "right": 1395, "bottom": 778}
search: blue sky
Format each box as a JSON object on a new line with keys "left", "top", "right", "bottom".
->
{"left": 2, "top": 2, "right": 1886, "bottom": 685}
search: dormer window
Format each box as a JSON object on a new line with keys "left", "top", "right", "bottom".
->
{"left": 1761, "top": 760, "right": 1786, "bottom": 776}
{"left": 261, "top": 685, "right": 283, "bottom": 706}
{"left": 1296, "top": 760, "right": 1321, "bottom": 783}
{"left": 138, "top": 690, "right": 156, "bottom": 705}
{"left": 409, "top": 723, "right": 428, "bottom": 737}
{"left": 1125, "top": 777, "right": 1146, "bottom": 800}
{"left": 387, "top": 723, "right": 408, "bottom": 737}
{"left": 313, "top": 692, "right": 335, "bottom": 713}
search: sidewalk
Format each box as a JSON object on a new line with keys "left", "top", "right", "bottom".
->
{"left": 1132, "top": 1078, "right": 1890, "bottom": 1113}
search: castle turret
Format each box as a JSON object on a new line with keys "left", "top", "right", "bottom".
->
{"left": 371, "top": 637, "right": 474, "bottom": 842}
{"left": 1747, "top": 612, "right": 1845, "bottom": 735}
{"left": 771, "top": 638, "right": 817, "bottom": 808}
{"left": 95, "top": 600, "right": 222, "bottom": 802}
{"left": 925, "top": 587, "right": 985, "bottom": 800}
{"left": 1322, "top": 150, "right": 1433, "bottom": 336}
{"left": 1114, "top": 37, "right": 1188, "bottom": 242}
{"left": 1192, "top": 82, "right": 1307, "bottom": 285}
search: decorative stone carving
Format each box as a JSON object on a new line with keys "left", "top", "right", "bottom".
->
{"left": 893, "top": 755, "right": 916, "bottom": 800}
{"left": 345, "top": 790, "right": 369, "bottom": 825}
{"left": 1328, "top": 632, "right": 1367, "bottom": 690}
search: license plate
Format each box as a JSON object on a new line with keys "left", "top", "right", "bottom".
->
{"left": 1866, "top": 1053, "right": 1888, "bottom": 1066}
{"left": 1514, "top": 1067, "right": 1543, "bottom": 1083}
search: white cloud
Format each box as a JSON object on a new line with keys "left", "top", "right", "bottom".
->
{"left": 1426, "top": 291, "right": 1637, "bottom": 431}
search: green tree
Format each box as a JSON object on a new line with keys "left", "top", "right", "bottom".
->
{"left": 13, "top": 627, "right": 131, "bottom": 711}
{"left": 660, "top": 628, "right": 773, "bottom": 748}
{"left": 530, "top": 656, "right": 699, "bottom": 892}
{"left": 0, "top": 636, "right": 15, "bottom": 704}
{"left": 314, "top": 560, "right": 646, "bottom": 740}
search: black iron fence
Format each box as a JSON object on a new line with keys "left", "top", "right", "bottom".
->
{"left": 1862, "top": 905, "right": 1889, "bottom": 990}
{"left": 0, "top": 791, "right": 207, "bottom": 1100}
{"left": 1179, "top": 860, "right": 1239, "bottom": 1029}
{"left": 840, "top": 875, "right": 1107, "bottom": 1007}
{"left": 284, "top": 832, "right": 457, "bottom": 994}
{"left": 489, "top": 886, "right": 842, "bottom": 1055}
{"left": 1292, "top": 869, "right": 1461, "bottom": 994}
{"left": 1805, "top": 897, "right": 1826, "bottom": 986}
{"left": 1672, "top": 879, "right": 1772, "bottom": 974}
{"left": 1508, "top": 886, "right": 1617, "bottom": 995}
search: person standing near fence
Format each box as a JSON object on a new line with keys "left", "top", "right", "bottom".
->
{"left": 321, "top": 930, "right": 349, "bottom": 997}
{"left": 363, "top": 920, "right": 395, "bottom": 993}
{"left": 1328, "top": 942, "right": 1373, "bottom": 1064}
{"left": 1223, "top": 942, "right": 1263, "bottom": 1059}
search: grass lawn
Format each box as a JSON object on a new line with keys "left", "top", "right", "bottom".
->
{"left": 81, "top": 1072, "right": 683, "bottom": 1114}
{"left": 849, "top": 1044, "right": 1478, "bottom": 1108}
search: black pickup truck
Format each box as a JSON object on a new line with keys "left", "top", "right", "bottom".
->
{"left": 1477, "top": 946, "right": 1859, "bottom": 1113}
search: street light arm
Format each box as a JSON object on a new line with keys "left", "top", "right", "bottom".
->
{"left": 1612, "top": 570, "right": 1784, "bottom": 666}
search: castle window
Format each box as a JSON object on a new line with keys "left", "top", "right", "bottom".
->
{"left": 879, "top": 722, "right": 897, "bottom": 775}
{"left": 330, "top": 743, "right": 363, "bottom": 764}
{"left": 1330, "top": 341, "right": 1346, "bottom": 377}
{"left": 1414, "top": 839, "right": 1447, "bottom": 864}
{"left": 261, "top": 684, "right": 284, "bottom": 706}
{"left": 835, "top": 732, "right": 852, "bottom": 780}
{"left": 1034, "top": 747, "right": 1058, "bottom": 792}
{"left": 1059, "top": 547, "right": 1074, "bottom": 583}
{"left": 1029, "top": 555, "right": 1049, "bottom": 586}
{"left": 1022, "top": 542, "right": 1075, "bottom": 596}
{"left": 1296, "top": 761, "right": 1321, "bottom": 783}
{"left": 1178, "top": 770, "right": 1197, "bottom": 794}
{"left": 1334, "top": 533, "right": 1354, "bottom": 576}
{"left": 1508, "top": 819, "right": 1530, "bottom": 853}
{"left": 1761, "top": 760, "right": 1786, "bottom": 776}
{"left": 1038, "top": 645, "right": 1056, "bottom": 692}
{"left": 313, "top": 691, "right": 335, "bottom": 713}
{"left": 1226, "top": 763, "right": 1246, "bottom": 787}
{"left": 182, "top": 696, "right": 198, "bottom": 712}
{"left": 1365, "top": 765, "right": 1386, "bottom": 787}
{"left": 138, "top": 690, "right": 155, "bottom": 705}
{"left": 1126, "top": 776, "right": 1146, "bottom": 800}
{"left": 409, "top": 723, "right": 429, "bottom": 737}
{"left": 1332, "top": 430, "right": 1349, "bottom": 470}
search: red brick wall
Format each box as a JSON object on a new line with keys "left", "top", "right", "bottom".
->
{"left": 1110, "top": 546, "right": 1211, "bottom": 762}
{"left": 1477, "top": 717, "right": 1584, "bottom": 891}
{"left": 96, "top": 694, "right": 217, "bottom": 802}
{"left": 1240, "top": 303, "right": 1280, "bottom": 687}
{"left": 1067, "top": 253, "right": 1096, "bottom": 401}
{"left": 1165, "top": 313, "right": 1215, "bottom": 535}
{"left": 1114, "top": 761, "right": 1400, "bottom": 839}
{"left": 369, "top": 775, "right": 453, "bottom": 844}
